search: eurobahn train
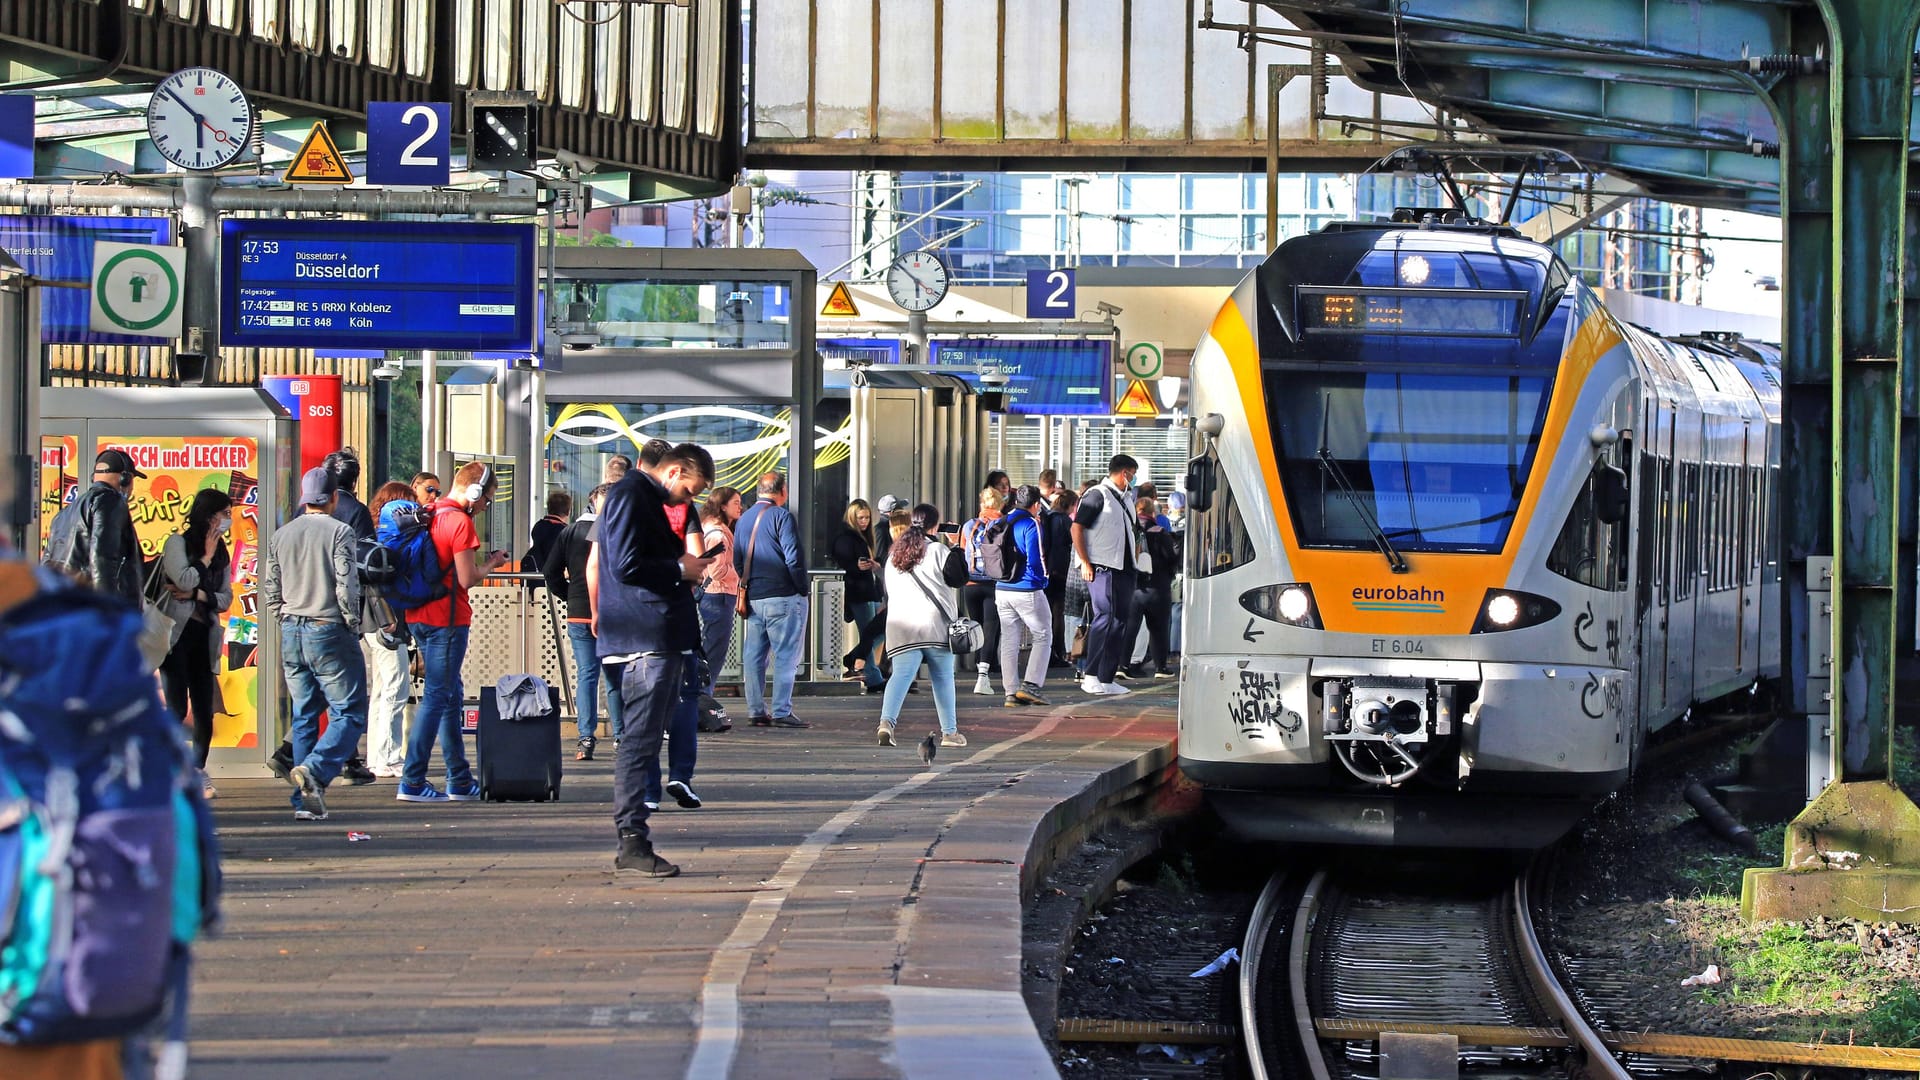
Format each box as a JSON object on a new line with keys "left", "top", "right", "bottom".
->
{"left": 1176, "top": 167, "right": 1782, "bottom": 848}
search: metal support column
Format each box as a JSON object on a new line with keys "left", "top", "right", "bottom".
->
{"left": 1744, "top": 0, "right": 1920, "bottom": 924}
{"left": 180, "top": 175, "right": 218, "bottom": 385}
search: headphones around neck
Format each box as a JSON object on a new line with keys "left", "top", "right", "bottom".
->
{"left": 464, "top": 462, "right": 493, "bottom": 504}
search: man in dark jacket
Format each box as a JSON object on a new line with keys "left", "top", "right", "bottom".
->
{"left": 543, "top": 484, "right": 620, "bottom": 760}
{"left": 70, "top": 448, "right": 146, "bottom": 606}
{"left": 1040, "top": 488, "right": 1076, "bottom": 668}
{"left": 732, "top": 472, "right": 811, "bottom": 728}
{"left": 325, "top": 449, "right": 374, "bottom": 540}
{"left": 593, "top": 444, "right": 716, "bottom": 877}
{"left": 994, "top": 485, "right": 1052, "bottom": 707}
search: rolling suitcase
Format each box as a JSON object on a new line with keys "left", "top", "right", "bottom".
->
{"left": 477, "top": 683, "right": 563, "bottom": 802}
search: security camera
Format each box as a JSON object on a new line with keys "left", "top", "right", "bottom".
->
{"left": 370, "top": 361, "right": 405, "bottom": 382}
{"left": 560, "top": 330, "right": 599, "bottom": 351}
{"left": 1095, "top": 300, "right": 1124, "bottom": 318}
{"left": 552, "top": 149, "right": 599, "bottom": 175}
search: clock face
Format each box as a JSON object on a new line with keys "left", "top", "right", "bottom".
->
{"left": 886, "top": 250, "right": 950, "bottom": 312}
{"left": 146, "top": 68, "right": 253, "bottom": 171}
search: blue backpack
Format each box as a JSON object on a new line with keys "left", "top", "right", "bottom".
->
{"left": 0, "top": 566, "right": 221, "bottom": 1049}
{"left": 376, "top": 499, "right": 453, "bottom": 613}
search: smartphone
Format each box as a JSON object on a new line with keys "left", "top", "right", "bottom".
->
{"left": 703, "top": 540, "right": 727, "bottom": 559}
{"left": 936, "top": 521, "right": 961, "bottom": 534}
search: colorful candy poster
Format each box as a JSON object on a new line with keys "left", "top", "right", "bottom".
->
{"left": 98, "top": 436, "right": 264, "bottom": 750}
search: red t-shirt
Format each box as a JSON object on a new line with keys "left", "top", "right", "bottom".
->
{"left": 406, "top": 498, "right": 480, "bottom": 628}
{"left": 665, "top": 502, "right": 689, "bottom": 540}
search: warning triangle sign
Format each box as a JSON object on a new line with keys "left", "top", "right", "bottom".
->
{"left": 1116, "top": 378, "right": 1159, "bottom": 417}
{"left": 284, "top": 122, "right": 355, "bottom": 185}
{"left": 821, "top": 281, "right": 861, "bottom": 317}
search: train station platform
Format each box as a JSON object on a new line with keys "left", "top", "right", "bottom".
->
{"left": 189, "top": 681, "right": 1178, "bottom": 1079}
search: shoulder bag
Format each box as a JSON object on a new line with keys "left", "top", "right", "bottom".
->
{"left": 904, "top": 549, "right": 983, "bottom": 654}
{"left": 736, "top": 507, "right": 768, "bottom": 618}
{"left": 136, "top": 554, "right": 178, "bottom": 671}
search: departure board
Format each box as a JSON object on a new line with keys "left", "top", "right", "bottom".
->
{"left": 1299, "top": 289, "right": 1524, "bottom": 336}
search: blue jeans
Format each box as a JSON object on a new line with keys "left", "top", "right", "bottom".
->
{"left": 742, "top": 593, "right": 808, "bottom": 719}
{"left": 403, "top": 623, "right": 475, "bottom": 791}
{"left": 567, "top": 622, "right": 603, "bottom": 741}
{"left": 846, "top": 600, "right": 885, "bottom": 690}
{"left": 644, "top": 655, "right": 701, "bottom": 802}
{"left": 602, "top": 662, "right": 625, "bottom": 740}
{"left": 613, "top": 653, "right": 684, "bottom": 838}
{"left": 282, "top": 617, "right": 369, "bottom": 789}
{"left": 880, "top": 647, "right": 958, "bottom": 735}
{"left": 698, "top": 591, "right": 737, "bottom": 695}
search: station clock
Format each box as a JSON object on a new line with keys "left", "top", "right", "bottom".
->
{"left": 886, "top": 250, "right": 951, "bottom": 313}
{"left": 145, "top": 68, "right": 254, "bottom": 172}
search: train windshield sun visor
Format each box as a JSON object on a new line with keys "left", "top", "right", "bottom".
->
{"left": 1269, "top": 368, "right": 1554, "bottom": 555}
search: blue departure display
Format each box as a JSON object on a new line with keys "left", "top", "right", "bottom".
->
{"left": 220, "top": 220, "right": 536, "bottom": 351}
{"left": 930, "top": 339, "right": 1112, "bottom": 415}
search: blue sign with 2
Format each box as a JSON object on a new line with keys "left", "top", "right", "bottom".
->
{"left": 366, "top": 102, "right": 452, "bottom": 187}
{"left": 1026, "top": 267, "right": 1075, "bottom": 319}
{"left": 220, "top": 219, "right": 536, "bottom": 351}
{"left": 0, "top": 215, "right": 174, "bottom": 344}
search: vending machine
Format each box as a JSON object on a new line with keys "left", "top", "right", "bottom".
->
{"left": 40, "top": 387, "right": 297, "bottom": 770}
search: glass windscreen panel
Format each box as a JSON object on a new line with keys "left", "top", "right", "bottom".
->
{"left": 552, "top": 278, "right": 793, "bottom": 348}
{"left": 1266, "top": 369, "right": 1553, "bottom": 553}
{"left": 1299, "top": 288, "right": 1526, "bottom": 337}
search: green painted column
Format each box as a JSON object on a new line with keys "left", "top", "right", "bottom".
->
{"left": 1825, "top": 0, "right": 1916, "bottom": 784}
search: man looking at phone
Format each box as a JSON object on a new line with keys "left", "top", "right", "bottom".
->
{"left": 397, "top": 460, "right": 510, "bottom": 803}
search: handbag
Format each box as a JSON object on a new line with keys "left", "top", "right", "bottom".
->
{"left": 1069, "top": 624, "right": 1089, "bottom": 661}
{"left": 736, "top": 507, "right": 767, "bottom": 619}
{"left": 904, "top": 553, "right": 982, "bottom": 654}
{"left": 137, "top": 558, "right": 178, "bottom": 672}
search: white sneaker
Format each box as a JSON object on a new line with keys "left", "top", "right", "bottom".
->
{"left": 1081, "top": 675, "right": 1103, "bottom": 695}
{"left": 973, "top": 663, "right": 995, "bottom": 696}
{"left": 1095, "top": 681, "right": 1131, "bottom": 696}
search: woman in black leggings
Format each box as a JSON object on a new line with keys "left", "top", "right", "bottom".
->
{"left": 160, "top": 489, "right": 234, "bottom": 795}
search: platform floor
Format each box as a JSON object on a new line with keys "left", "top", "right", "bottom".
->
{"left": 190, "top": 675, "right": 1176, "bottom": 1079}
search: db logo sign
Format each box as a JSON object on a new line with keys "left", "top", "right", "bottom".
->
{"left": 462, "top": 706, "right": 479, "bottom": 733}
{"left": 290, "top": 380, "right": 310, "bottom": 395}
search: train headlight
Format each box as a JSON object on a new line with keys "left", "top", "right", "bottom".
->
{"left": 1240, "top": 583, "right": 1322, "bottom": 629}
{"left": 1278, "top": 586, "right": 1312, "bottom": 622}
{"left": 1486, "top": 594, "right": 1520, "bottom": 626}
{"left": 1469, "top": 589, "right": 1562, "bottom": 634}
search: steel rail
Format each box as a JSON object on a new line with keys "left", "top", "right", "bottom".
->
{"left": 1511, "top": 866, "right": 1632, "bottom": 1080}
{"left": 1286, "top": 871, "right": 1332, "bottom": 1080}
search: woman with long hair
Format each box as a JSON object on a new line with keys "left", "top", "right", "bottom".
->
{"left": 877, "top": 504, "right": 973, "bottom": 749}
{"left": 696, "top": 485, "right": 745, "bottom": 698}
{"left": 830, "top": 498, "right": 886, "bottom": 693}
{"left": 362, "top": 480, "right": 419, "bottom": 776}
{"left": 159, "top": 488, "right": 234, "bottom": 794}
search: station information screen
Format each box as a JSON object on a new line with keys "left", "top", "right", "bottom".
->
{"left": 221, "top": 220, "right": 536, "bottom": 351}
{"left": 1298, "top": 288, "right": 1525, "bottom": 337}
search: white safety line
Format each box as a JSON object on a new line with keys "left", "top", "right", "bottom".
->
{"left": 682, "top": 708, "right": 1076, "bottom": 1080}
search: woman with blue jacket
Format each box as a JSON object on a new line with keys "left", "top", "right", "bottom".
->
{"left": 993, "top": 484, "right": 1053, "bottom": 707}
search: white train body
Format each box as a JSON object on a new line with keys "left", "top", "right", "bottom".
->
{"left": 1176, "top": 220, "right": 1781, "bottom": 847}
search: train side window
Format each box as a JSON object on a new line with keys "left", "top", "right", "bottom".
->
{"left": 1546, "top": 457, "right": 1628, "bottom": 592}
{"left": 1635, "top": 451, "right": 1658, "bottom": 618}
{"left": 1674, "top": 463, "right": 1697, "bottom": 602}
{"left": 1187, "top": 448, "right": 1255, "bottom": 580}
{"left": 1658, "top": 457, "right": 1673, "bottom": 606}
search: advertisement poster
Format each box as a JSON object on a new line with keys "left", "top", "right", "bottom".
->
{"left": 91, "top": 436, "right": 264, "bottom": 751}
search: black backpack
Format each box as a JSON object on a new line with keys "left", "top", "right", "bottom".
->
{"left": 43, "top": 489, "right": 95, "bottom": 580}
{"left": 976, "top": 515, "right": 1024, "bottom": 583}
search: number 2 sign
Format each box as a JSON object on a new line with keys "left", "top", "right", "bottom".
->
{"left": 1026, "top": 267, "right": 1075, "bottom": 319}
{"left": 366, "top": 102, "right": 452, "bottom": 187}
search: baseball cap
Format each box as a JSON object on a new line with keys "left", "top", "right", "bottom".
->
{"left": 299, "top": 466, "right": 337, "bottom": 506}
{"left": 875, "top": 494, "right": 904, "bottom": 514}
{"left": 93, "top": 448, "right": 147, "bottom": 479}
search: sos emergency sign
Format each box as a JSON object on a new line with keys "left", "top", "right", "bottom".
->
{"left": 261, "top": 374, "right": 343, "bottom": 476}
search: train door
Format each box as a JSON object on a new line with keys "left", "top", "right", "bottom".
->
{"left": 1637, "top": 400, "right": 1670, "bottom": 722}
{"left": 1734, "top": 423, "right": 1754, "bottom": 680}
{"left": 1665, "top": 411, "right": 1701, "bottom": 718}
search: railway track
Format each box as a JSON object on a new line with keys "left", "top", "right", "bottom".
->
{"left": 1240, "top": 862, "right": 1630, "bottom": 1080}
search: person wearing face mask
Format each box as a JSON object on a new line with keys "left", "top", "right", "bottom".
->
{"left": 396, "top": 461, "right": 509, "bottom": 804}
{"left": 159, "top": 489, "right": 235, "bottom": 797}
{"left": 58, "top": 448, "right": 146, "bottom": 606}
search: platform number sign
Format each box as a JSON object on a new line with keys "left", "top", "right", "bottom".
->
{"left": 366, "top": 102, "right": 452, "bottom": 187}
{"left": 1026, "top": 267, "right": 1075, "bottom": 319}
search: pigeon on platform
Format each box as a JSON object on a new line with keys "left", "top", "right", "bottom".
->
{"left": 917, "top": 732, "right": 940, "bottom": 764}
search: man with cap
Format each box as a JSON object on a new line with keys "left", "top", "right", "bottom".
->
{"left": 62, "top": 448, "right": 146, "bottom": 606}
{"left": 259, "top": 467, "right": 368, "bottom": 821}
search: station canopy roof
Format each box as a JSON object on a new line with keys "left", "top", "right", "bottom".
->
{"left": 1238, "top": 0, "right": 1864, "bottom": 214}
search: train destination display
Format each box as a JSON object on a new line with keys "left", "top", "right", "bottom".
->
{"left": 220, "top": 220, "right": 536, "bottom": 351}
{"left": 1298, "top": 288, "right": 1525, "bottom": 337}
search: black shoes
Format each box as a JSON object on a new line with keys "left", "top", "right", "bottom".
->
{"left": 769, "top": 714, "right": 811, "bottom": 729}
{"left": 576, "top": 736, "right": 596, "bottom": 762}
{"left": 268, "top": 741, "right": 294, "bottom": 781}
{"left": 615, "top": 832, "right": 680, "bottom": 877}
{"left": 748, "top": 714, "right": 773, "bottom": 726}
{"left": 339, "top": 758, "right": 376, "bottom": 786}
{"left": 664, "top": 779, "right": 702, "bottom": 809}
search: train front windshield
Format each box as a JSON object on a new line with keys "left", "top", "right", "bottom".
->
{"left": 1265, "top": 368, "right": 1552, "bottom": 554}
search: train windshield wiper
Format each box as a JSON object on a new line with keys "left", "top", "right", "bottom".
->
{"left": 1317, "top": 403, "right": 1410, "bottom": 574}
